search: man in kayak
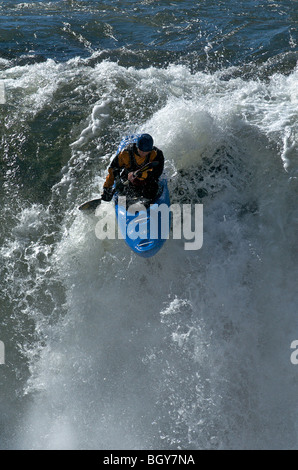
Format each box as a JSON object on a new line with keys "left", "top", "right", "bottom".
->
{"left": 101, "top": 133, "right": 164, "bottom": 202}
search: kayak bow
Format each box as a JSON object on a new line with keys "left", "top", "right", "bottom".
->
{"left": 115, "top": 176, "right": 171, "bottom": 258}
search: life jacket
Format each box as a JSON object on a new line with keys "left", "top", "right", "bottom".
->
{"left": 117, "top": 135, "right": 156, "bottom": 167}
{"left": 118, "top": 143, "right": 157, "bottom": 181}
{"left": 127, "top": 143, "right": 153, "bottom": 167}
{"left": 104, "top": 136, "right": 158, "bottom": 188}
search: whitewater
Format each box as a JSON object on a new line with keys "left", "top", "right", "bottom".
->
{"left": 0, "top": 0, "right": 297, "bottom": 450}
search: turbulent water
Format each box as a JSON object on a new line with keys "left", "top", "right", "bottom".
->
{"left": 0, "top": 0, "right": 297, "bottom": 450}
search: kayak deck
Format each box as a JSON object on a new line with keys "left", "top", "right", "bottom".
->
{"left": 114, "top": 177, "right": 170, "bottom": 258}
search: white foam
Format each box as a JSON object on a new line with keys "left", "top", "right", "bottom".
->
{"left": 3, "top": 59, "right": 296, "bottom": 449}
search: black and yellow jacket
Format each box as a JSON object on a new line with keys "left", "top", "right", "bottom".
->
{"left": 103, "top": 143, "right": 164, "bottom": 188}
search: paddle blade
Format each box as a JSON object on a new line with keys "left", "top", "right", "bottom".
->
{"left": 78, "top": 198, "right": 102, "bottom": 212}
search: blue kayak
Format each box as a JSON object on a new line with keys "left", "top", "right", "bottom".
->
{"left": 114, "top": 176, "right": 171, "bottom": 258}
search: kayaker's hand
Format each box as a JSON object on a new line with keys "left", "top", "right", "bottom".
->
{"left": 115, "top": 179, "right": 124, "bottom": 192}
{"left": 128, "top": 172, "right": 143, "bottom": 186}
{"left": 101, "top": 187, "right": 114, "bottom": 201}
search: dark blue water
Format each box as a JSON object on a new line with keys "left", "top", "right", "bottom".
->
{"left": 0, "top": 0, "right": 296, "bottom": 69}
{"left": 0, "top": 0, "right": 297, "bottom": 450}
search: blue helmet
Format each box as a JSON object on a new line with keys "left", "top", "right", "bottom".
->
{"left": 136, "top": 134, "right": 154, "bottom": 152}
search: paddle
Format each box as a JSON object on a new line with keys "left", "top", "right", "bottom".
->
{"left": 78, "top": 160, "right": 159, "bottom": 212}
{"left": 78, "top": 196, "right": 111, "bottom": 212}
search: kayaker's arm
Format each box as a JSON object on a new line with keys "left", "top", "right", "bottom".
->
{"left": 103, "top": 154, "right": 121, "bottom": 189}
{"left": 127, "top": 161, "right": 160, "bottom": 186}
{"left": 151, "top": 148, "right": 164, "bottom": 180}
{"left": 101, "top": 153, "right": 125, "bottom": 201}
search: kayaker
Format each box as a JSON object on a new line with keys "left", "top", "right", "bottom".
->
{"left": 101, "top": 134, "right": 164, "bottom": 201}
